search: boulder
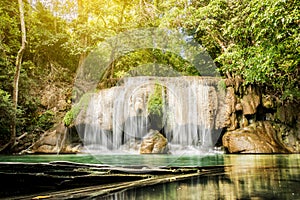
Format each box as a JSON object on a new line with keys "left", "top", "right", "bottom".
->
{"left": 24, "top": 123, "right": 81, "bottom": 154}
{"left": 240, "top": 87, "right": 260, "bottom": 115}
{"left": 223, "top": 121, "right": 289, "bottom": 153}
{"left": 140, "top": 129, "right": 168, "bottom": 154}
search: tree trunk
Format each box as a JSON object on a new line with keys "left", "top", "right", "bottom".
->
{"left": 11, "top": 0, "right": 27, "bottom": 150}
{"left": 77, "top": 0, "right": 88, "bottom": 70}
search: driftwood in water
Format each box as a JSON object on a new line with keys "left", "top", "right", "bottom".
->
{"left": 0, "top": 161, "right": 226, "bottom": 199}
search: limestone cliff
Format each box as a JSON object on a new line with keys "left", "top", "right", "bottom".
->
{"left": 221, "top": 76, "right": 300, "bottom": 153}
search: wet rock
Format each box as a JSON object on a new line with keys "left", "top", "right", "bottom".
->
{"left": 140, "top": 129, "right": 168, "bottom": 154}
{"left": 223, "top": 121, "right": 289, "bottom": 153}
{"left": 119, "top": 139, "right": 141, "bottom": 152}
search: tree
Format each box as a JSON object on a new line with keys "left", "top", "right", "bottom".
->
{"left": 11, "top": 0, "right": 27, "bottom": 149}
{"left": 0, "top": 0, "right": 26, "bottom": 152}
{"left": 0, "top": 90, "right": 15, "bottom": 149}
{"left": 163, "top": 0, "right": 300, "bottom": 102}
{"left": 0, "top": 0, "right": 20, "bottom": 92}
{"left": 0, "top": 0, "right": 298, "bottom": 153}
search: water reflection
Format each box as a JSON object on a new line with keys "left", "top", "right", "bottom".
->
{"left": 102, "top": 154, "right": 300, "bottom": 200}
{"left": 0, "top": 153, "right": 225, "bottom": 166}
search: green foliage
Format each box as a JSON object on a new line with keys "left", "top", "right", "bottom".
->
{"left": 1, "top": 0, "right": 299, "bottom": 145}
{"left": 35, "top": 110, "right": 55, "bottom": 131}
{"left": 217, "top": 79, "right": 226, "bottom": 92}
{"left": 63, "top": 93, "right": 92, "bottom": 126}
{"left": 147, "top": 84, "right": 164, "bottom": 117}
{"left": 112, "top": 49, "right": 200, "bottom": 78}
{"left": 63, "top": 107, "right": 80, "bottom": 127}
{"left": 221, "top": 0, "right": 299, "bottom": 101}
{"left": 0, "top": 89, "right": 14, "bottom": 143}
{"left": 172, "top": 0, "right": 300, "bottom": 102}
{"left": 0, "top": 0, "right": 20, "bottom": 92}
{"left": 0, "top": 89, "right": 25, "bottom": 144}
{"left": 0, "top": 0, "right": 81, "bottom": 142}
{"left": 25, "top": 2, "right": 78, "bottom": 80}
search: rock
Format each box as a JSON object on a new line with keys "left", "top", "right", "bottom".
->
{"left": 74, "top": 76, "right": 227, "bottom": 152}
{"left": 275, "top": 104, "right": 298, "bottom": 125}
{"left": 222, "top": 121, "right": 289, "bottom": 153}
{"left": 235, "top": 103, "right": 243, "bottom": 111}
{"left": 26, "top": 123, "right": 81, "bottom": 154}
{"left": 239, "top": 115, "right": 248, "bottom": 128}
{"left": 224, "top": 75, "right": 243, "bottom": 92}
{"left": 33, "top": 144, "right": 56, "bottom": 153}
{"left": 140, "top": 129, "right": 168, "bottom": 154}
{"left": 273, "top": 122, "right": 300, "bottom": 153}
{"left": 223, "top": 87, "right": 238, "bottom": 130}
{"left": 262, "top": 94, "right": 274, "bottom": 109}
{"left": 119, "top": 139, "right": 141, "bottom": 152}
{"left": 40, "top": 85, "right": 69, "bottom": 111}
{"left": 240, "top": 87, "right": 260, "bottom": 115}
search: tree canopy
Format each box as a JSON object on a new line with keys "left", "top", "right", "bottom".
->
{"left": 179, "top": 0, "right": 300, "bottom": 101}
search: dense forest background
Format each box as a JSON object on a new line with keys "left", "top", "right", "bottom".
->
{"left": 0, "top": 0, "right": 299, "bottom": 152}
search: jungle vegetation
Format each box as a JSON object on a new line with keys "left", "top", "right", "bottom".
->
{"left": 0, "top": 0, "right": 299, "bottom": 152}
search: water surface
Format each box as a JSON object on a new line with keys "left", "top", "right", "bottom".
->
{"left": 0, "top": 153, "right": 224, "bottom": 167}
{"left": 0, "top": 154, "right": 299, "bottom": 199}
{"left": 100, "top": 154, "right": 300, "bottom": 200}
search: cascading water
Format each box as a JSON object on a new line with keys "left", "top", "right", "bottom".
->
{"left": 77, "top": 76, "right": 225, "bottom": 154}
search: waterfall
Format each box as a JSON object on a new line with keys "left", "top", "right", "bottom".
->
{"left": 77, "top": 76, "right": 225, "bottom": 154}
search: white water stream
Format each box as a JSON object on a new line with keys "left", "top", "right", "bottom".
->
{"left": 77, "top": 76, "right": 225, "bottom": 154}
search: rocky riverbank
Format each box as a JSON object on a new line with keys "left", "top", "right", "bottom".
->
{"left": 221, "top": 76, "right": 300, "bottom": 153}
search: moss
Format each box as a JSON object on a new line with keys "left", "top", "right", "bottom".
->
{"left": 63, "top": 93, "right": 92, "bottom": 127}
{"left": 147, "top": 84, "right": 164, "bottom": 117}
{"left": 217, "top": 79, "right": 226, "bottom": 92}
